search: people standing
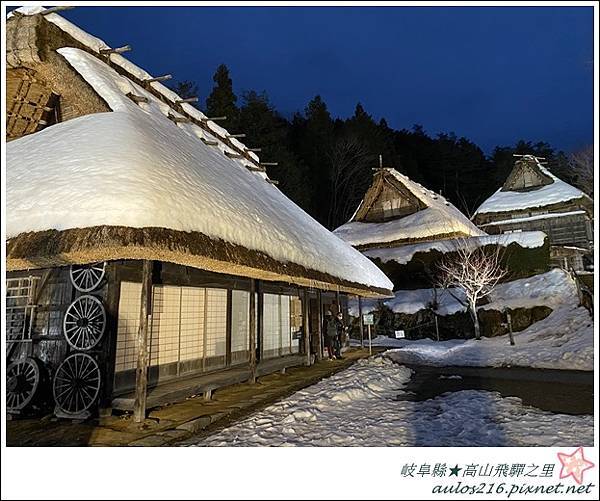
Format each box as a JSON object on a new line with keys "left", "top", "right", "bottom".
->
{"left": 335, "top": 312, "right": 346, "bottom": 359}
{"left": 323, "top": 310, "right": 337, "bottom": 360}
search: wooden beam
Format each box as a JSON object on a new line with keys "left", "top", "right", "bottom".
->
{"left": 248, "top": 279, "right": 257, "bottom": 384}
{"left": 261, "top": 162, "right": 278, "bottom": 167}
{"left": 100, "top": 45, "right": 132, "bottom": 55}
{"left": 267, "top": 179, "right": 279, "bottom": 185}
{"left": 358, "top": 296, "right": 364, "bottom": 348}
{"left": 316, "top": 290, "right": 323, "bottom": 361}
{"left": 126, "top": 93, "right": 148, "bottom": 104}
{"left": 133, "top": 260, "right": 153, "bottom": 423}
{"left": 201, "top": 138, "right": 218, "bottom": 146}
{"left": 225, "top": 151, "right": 243, "bottom": 159}
{"left": 168, "top": 114, "right": 190, "bottom": 124}
{"left": 201, "top": 116, "right": 227, "bottom": 122}
{"left": 246, "top": 148, "right": 262, "bottom": 152}
{"left": 227, "top": 133, "right": 246, "bottom": 138}
{"left": 246, "top": 165, "right": 266, "bottom": 173}
{"left": 144, "top": 74, "right": 172, "bottom": 83}
{"left": 41, "top": 6, "right": 75, "bottom": 15}
{"left": 303, "top": 290, "right": 311, "bottom": 366}
{"left": 177, "top": 97, "right": 198, "bottom": 104}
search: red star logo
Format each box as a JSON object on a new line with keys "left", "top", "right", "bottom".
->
{"left": 557, "top": 447, "right": 595, "bottom": 484}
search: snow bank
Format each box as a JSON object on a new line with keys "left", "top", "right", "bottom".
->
{"left": 349, "top": 269, "right": 575, "bottom": 318}
{"left": 364, "top": 232, "right": 546, "bottom": 265}
{"left": 384, "top": 302, "right": 592, "bottom": 371}
{"left": 187, "top": 357, "right": 592, "bottom": 446}
{"left": 474, "top": 163, "right": 590, "bottom": 215}
{"left": 334, "top": 169, "right": 484, "bottom": 247}
{"left": 6, "top": 47, "right": 392, "bottom": 291}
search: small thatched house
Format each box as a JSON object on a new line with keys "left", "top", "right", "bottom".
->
{"left": 334, "top": 167, "right": 548, "bottom": 288}
{"left": 473, "top": 155, "right": 594, "bottom": 271}
{"left": 5, "top": 7, "right": 392, "bottom": 419}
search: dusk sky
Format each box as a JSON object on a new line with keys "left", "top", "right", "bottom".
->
{"left": 20, "top": 5, "right": 595, "bottom": 154}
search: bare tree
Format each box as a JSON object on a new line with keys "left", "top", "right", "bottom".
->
{"left": 326, "top": 136, "right": 374, "bottom": 229}
{"left": 569, "top": 145, "right": 594, "bottom": 197}
{"left": 435, "top": 239, "right": 507, "bottom": 340}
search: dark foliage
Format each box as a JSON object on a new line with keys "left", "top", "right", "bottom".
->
{"left": 194, "top": 65, "right": 576, "bottom": 229}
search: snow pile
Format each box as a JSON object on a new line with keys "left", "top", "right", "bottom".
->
{"left": 334, "top": 169, "right": 484, "bottom": 247}
{"left": 349, "top": 269, "right": 577, "bottom": 317}
{"left": 474, "top": 161, "right": 590, "bottom": 215}
{"left": 384, "top": 302, "right": 593, "bottom": 371}
{"left": 187, "top": 357, "right": 592, "bottom": 446}
{"left": 6, "top": 46, "right": 392, "bottom": 291}
{"left": 364, "top": 232, "right": 546, "bottom": 265}
{"left": 481, "top": 268, "right": 577, "bottom": 311}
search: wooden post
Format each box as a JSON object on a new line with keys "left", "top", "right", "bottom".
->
{"left": 358, "top": 296, "right": 364, "bottom": 348}
{"left": 303, "top": 290, "right": 311, "bottom": 366}
{"left": 316, "top": 291, "right": 323, "bottom": 361}
{"left": 434, "top": 314, "right": 440, "bottom": 342}
{"left": 248, "top": 279, "right": 257, "bottom": 383}
{"left": 367, "top": 324, "right": 372, "bottom": 356}
{"left": 133, "top": 260, "right": 153, "bottom": 423}
{"left": 506, "top": 310, "right": 515, "bottom": 346}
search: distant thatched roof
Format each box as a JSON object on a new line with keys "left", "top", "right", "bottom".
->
{"left": 6, "top": 8, "right": 393, "bottom": 298}
{"left": 334, "top": 168, "right": 484, "bottom": 250}
{"left": 474, "top": 156, "right": 593, "bottom": 221}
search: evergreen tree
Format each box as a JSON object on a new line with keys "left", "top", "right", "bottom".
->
{"left": 205, "top": 64, "right": 239, "bottom": 129}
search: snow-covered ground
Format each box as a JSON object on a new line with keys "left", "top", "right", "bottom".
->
{"left": 381, "top": 303, "right": 592, "bottom": 371}
{"left": 188, "top": 357, "right": 592, "bottom": 447}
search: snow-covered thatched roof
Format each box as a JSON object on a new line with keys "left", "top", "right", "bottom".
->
{"left": 333, "top": 168, "right": 484, "bottom": 249}
{"left": 473, "top": 156, "right": 592, "bottom": 218}
{"left": 6, "top": 7, "right": 392, "bottom": 297}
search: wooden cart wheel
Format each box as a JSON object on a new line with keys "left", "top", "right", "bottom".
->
{"left": 70, "top": 262, "right": 106, "bottom": 292}
{"left": 53, "top": 353, "right": 101, "bottom": 416}
{"left": 63, "top": 295, "right": 106, "bottom": 351}
{"left": 7, "top": 358, "right": 40, "bottom": 412}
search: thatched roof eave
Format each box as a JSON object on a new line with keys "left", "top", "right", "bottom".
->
{"left": 6, "top": 226, "right": 392, "bottom": 299}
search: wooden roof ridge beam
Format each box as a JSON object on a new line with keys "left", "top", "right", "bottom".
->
{"left": 201, "top": 116, "right": 227, "bottom": 122}
{"left": 225, "top": 151, "right": 243, "bottom": 159}
{"left": 126, "top": 93, "right": 148, "bottom": 104}
{"left": 144, "top": 74, "right": 172, "bottom": 83}
{"left": 99, "top": 45, "right": 132, "bottom": 55}
{"left": 176, "top": 97, "right": 198, "bottom": 104}
{"left": 167, "top": 113, "right": 190, "bottom": 124}
{"left": 41, "top": 6, "right": 75, "bottom": 15}
{"left": 201, "top": 138, "right": 219, "bottom": 146}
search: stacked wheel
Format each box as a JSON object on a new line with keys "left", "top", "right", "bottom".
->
{"left": 52, "top": 263, "right": 107, "bottom": 417}
{"left": 7, "top": 358, "right": 40, "bottom": 413}
{"left": 53, "top": 353, "right": 101, "bottom": 416}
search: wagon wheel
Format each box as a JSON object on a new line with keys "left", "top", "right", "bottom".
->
{"left": 7, "top": 358, "right": 40, "bottom": 412}
{"left": 63, "top": 295, "right": 106, "bottom": 351}
{"left": 70, "top": 262, "right": 106, "bottom": 292}
{"left": 53, "top": 353, "right": 101, "bottom": 416}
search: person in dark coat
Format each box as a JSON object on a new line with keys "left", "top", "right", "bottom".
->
{"left": 323, "top": 310, "right": 337, "bottom": 360}
{"left": 334, "top": 312, "right": 347, "bottom": 359}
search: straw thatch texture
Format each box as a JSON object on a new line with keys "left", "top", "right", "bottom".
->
{"left": 6, "top": 226, "right": 392, "bottom": 298}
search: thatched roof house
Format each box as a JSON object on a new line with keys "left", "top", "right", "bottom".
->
{"left": 473, "top": 155, "right": 593, "bottom": 270}
{"left": 5, "top": 7, "right": 393, "bottom": 419}
{"left": 334, "top": 167, "right": 485, "bottom": 250}
{"left": 6, "top": 6, "right": 392, "bottom": 298}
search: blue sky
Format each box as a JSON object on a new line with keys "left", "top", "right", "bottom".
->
{"left": 15, "top": 5, "right": 595, "bottom": 154}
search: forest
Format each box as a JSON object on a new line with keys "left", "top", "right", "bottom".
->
{"left": 173, "top": 65, "right": 590, "bottom": 231}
